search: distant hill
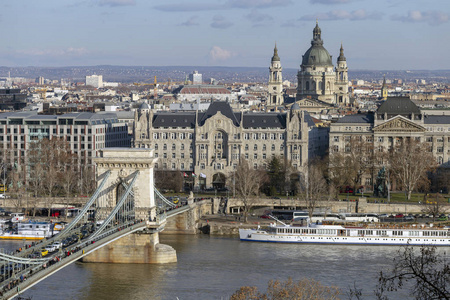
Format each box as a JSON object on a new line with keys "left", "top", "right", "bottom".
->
{"left": 0, "top": 65, "right": 448, "bottom": 84}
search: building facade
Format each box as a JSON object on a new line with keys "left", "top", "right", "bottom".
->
{"left": 189, "top": 71, "right": 202, "bottom": 85}
{"left": 329, "top": 97, "right": 450, "bottom": 189}
{"left": 296, "top": 22, "right": 349, "bottom": 106}
{"left": 0, "top": 111, "right": 130, "bottom": 167}
{"left": 133, "top": 101, "right": 328, "bottom": 189}
{"left": 85, "top": 75, "right": 103, "bottom": 88}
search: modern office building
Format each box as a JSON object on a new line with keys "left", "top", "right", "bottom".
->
{"left": 133, "top": 101, "right": 328, "bottom": 189}
{"left": 0, "top": 89, "right": 27, "bottom": 111}
{"left": 189, "top": 71, "right": 202, "bottom": 85}
{"left": 85, "top": 75, "right": 103, "bottom": 88}
{"left": 0, "top": 111, "right": 130, "bottom": 167}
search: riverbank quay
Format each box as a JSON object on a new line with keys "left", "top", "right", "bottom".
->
{"left": 195, "top": 214, "right": 271, "bottom": 236}
{"left": 192, "top": 214, "right": 450, "bottom": 236}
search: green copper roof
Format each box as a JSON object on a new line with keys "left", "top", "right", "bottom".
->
{"left": 271, "top": 44, "right": 280, "bottom": 62}
{"left": 302, "top": 23, "right": 332, "bottom": 66}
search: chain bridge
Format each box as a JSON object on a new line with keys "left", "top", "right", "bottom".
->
{"left": 0, "top": 149, "right": 204, "bottom": 300}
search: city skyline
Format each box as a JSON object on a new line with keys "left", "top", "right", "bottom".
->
{"left": 1, "top": 0, "right": 449, "bottom": 70}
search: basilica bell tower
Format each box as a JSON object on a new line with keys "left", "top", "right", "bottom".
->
{"left": 268, "top": 43, "right": 283, "bottom": 107}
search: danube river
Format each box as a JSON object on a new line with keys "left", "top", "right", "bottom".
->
{"left": 2, "top": 235, "right": 417, "bottom": 299}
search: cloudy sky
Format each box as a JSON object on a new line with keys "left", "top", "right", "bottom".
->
{"left": 1, "top": 0, "right": 449, "bottom": 70}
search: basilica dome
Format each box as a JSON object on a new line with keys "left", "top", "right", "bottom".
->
{"left": 301, "top": 22, "right": 332, "bottom": 67}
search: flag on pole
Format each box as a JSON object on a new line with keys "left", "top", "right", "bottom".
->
{"left": 200, "top": 173, "right": 206, "bottom": 178}
{"left": 192, "top": 173, "right": 197, "bottom": 177}
{"left": 183, "top": 172, "right": 187, "bottom": 177}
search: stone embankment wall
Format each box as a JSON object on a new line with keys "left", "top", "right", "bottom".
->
{"left": 227, "top": 197, "right": 449, "bottom": 214}
{"left": 163, "top": 200, "right": 214, "bottom": 234}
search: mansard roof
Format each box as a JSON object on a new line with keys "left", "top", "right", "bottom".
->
{"left": 242, "top": 113, "right": 286, "bottom": 128}
{"left": 152, "top": 112, "right": 196, "bottom": 128}
{"left": 304, "top": 112, "right": 316, "bottom": 127}
{"left": 199, "top": 101, "right": 240, "bottom": 126}
{"left": 424, "top": 115, "right": 450, "bottom": 125}
{"left": 377, "top": 97, "right": 421, "bottom": 115}
{"left": 151, "top": 101, "right": 293, "bottom": 129}
{"left": 335, "top": 113, "right": 374, "bottom": 124}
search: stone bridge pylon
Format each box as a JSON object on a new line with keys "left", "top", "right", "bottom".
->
{"left": 82, "top": 148, "right": 177, "bottom": 264}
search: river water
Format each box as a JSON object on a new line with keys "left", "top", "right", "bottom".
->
{"left": 1, "top": 235, "right": 425, "bottom": 299}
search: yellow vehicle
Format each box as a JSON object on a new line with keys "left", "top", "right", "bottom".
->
{"left": 0, "top": 185, "right": 7, "bottom": 192}
{"left": 172, "top": 197, "right": 179, "bottom": 204}
{"left": 41, "top": 249, "right": 49, "bottom": 257}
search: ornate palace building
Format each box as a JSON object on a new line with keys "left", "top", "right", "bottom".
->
{"left": 133, "top": 101, "right": 328, "bottom": 189}
{"left": 329, "top": 97, "right": 450, "bottom": 188}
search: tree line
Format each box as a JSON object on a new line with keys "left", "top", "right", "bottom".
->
{"left": 1, "top": 137, "right": 96, "bottom": 216}
{"left": 231, "top": 138, "right": 448, "bottom": 222}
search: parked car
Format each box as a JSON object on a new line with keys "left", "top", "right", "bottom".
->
{"left": 41, "top": 249, "right": 49, "bottom": 257}
{"left": 394, "top": 214, "right": 404, "bottom": 218}
{"left": 379, "top": 214, "right": 388, "bottom": 218}
{"left": 259, "top": 215, "right": 271, "bottom": 219}
{"left": 50, "top": 242, "right": 63, "bottom": 250}
{"left": 44, "top": 245, "right": 56, "bottom": 252}
{"left": 0, "top": 194, "right": 10, "bottom": 199}
{"left": 404, "top": 216, "right": 415, "bottom": 221}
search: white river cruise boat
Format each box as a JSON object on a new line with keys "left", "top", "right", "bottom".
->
{"left": 239, "top": 222, "right": 450, "bottom": 246}
{"left": 0, "top": 221, "right": 63, "bottom": 240}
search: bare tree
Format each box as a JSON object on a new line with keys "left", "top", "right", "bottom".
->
{"left": 154, "top": 170, "right": 183, "bottom": 193}
{"left": 421, "top": 193, "right": 448, "bottom": 222}
{"left": 233, "top": 158, "right": 266, "bottom": 223}
{"left": 327, "top": 152, "right": 346, "bottom": 199}
{"left": 385, "top": 139, "right": 437, "bottom": 201}
{"left": 376, "top": 245, "right": 450, "bottom": 300}
{"left": 299, "top": 160, "right": 328, "bottom": 221}
{"left": 60, "top": 163, "right": 77, "bottom": 220}
{"left": 231, "top": 277, "right": 341, "bottom": 300}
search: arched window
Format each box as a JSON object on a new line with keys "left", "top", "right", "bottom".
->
{"left": 318, "top": 81, "right": 322, "bottom": 90}
{"left": 306, "top": 81, "right": 309, "bottom": 90}
{"left": 312, "top": 81, "right": 316, "bottom": 90}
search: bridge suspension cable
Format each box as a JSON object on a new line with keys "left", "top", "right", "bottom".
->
{"left": 154, "top": 185, "right": 176, "bottom": 208}
{"left": 89, "top": 171, "right": 139, "bottom": 240}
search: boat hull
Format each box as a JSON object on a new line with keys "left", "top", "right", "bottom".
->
{"left": 0, "top": 234, "right": 46, "bottom": 240}
{"left": 239, "top": 229, "right": 450, "bottom": 246}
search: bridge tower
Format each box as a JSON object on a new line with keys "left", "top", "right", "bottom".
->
{"left": 83, "top": 148, "right": 177, "bottom": 264}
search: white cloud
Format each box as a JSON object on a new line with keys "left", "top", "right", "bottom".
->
{"left": 226, "top": 0, "right": 292, "bottom": 9}
{"left": 246, "top": 10, "right": 273, "bottom": 24}
{"left": 154, "top": 0, "right": 292, "bottom": 12}
{"left": 179, "top": 16, "right": 200, "bottom": 26}
{"left": 301, "top": 9, "right": 382, "bottom": 21}
{"left": 211, "top": 15, "right": 233, "bottom": 29}
{"left": 392, "top": 10, "right": 449, "bottom": 26}
{"left": 209, "top": 46, "right": 234, "bottom": 61}
{"left": 98, "top": 0, "right": 136, "bottom": 7}
{"left": 310, "top": 0, "right": 352, "bottom": 4}
{"left": 17, "top": 47, "right": 89, "bottom": 56}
